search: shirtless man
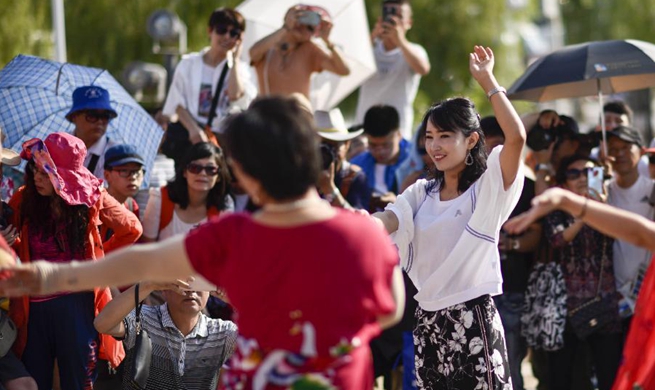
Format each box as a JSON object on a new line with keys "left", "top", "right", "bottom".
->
{"left": 249, "top": 4, "right": 350, "bottom": 100}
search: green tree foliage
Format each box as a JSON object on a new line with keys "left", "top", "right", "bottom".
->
{"left": 560, "top": 0, "right": 655, "bottom": 43}
{"left": 0, "top": 0, "right": 532, "bottom": 127}
{"left": 0, "top": 0, "right": 52, "bottom": 66}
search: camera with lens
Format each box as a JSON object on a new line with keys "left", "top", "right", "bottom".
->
{"left": 320, "top": 143, "right": 336, "bottom": 171}
{"left": 526, "top": 114, "right": 579, "bottom": 151}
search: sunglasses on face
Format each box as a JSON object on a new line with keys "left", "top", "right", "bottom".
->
{"left": 83, "top": 110, "right": 113, "bottom": 123}
{"left": 565, "top": 167, "right": 592, "bottom": 181}
{"left": 186, "top": 163, "right": 219, "bottom": 176}
{"left": 214, "top": 25, "right": 242, "bottom": 38}
{"left": 110, "top": 168, "right": 144, "bottom": 178}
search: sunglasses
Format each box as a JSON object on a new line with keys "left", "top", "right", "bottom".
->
{"left": 565, "top": 167, "right": 592, "bottom": 181}
{"left": 110, "top": 168, "right": 144, "bottom": 178}
{"left": 214, "top": 25, "right": 242, "bottom": 38}
{"left": 83, "top": 110, "right": 113, "bottom": 123}
{"left": 186, "top": 163, "right": 219, "bottom": 176}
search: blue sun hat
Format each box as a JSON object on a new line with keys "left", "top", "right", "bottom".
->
{"left": 65, "top": 86, "right": 117, "bottom": 121}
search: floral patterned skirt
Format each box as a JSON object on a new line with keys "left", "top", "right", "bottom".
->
{"left": 413, "top": 295, "right": 513, "bottom": 390}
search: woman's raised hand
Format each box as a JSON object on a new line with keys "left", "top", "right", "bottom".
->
{"left": 469, "top": 45, "right": 495, "bottom": 82}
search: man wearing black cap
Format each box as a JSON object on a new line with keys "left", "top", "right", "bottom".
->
{"left": 66, "top": 86, "right": 118, "bottom": 180}
{"left": 606, "top": 125, "right": 655, "bottom": 334}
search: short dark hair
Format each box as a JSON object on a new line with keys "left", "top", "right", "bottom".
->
{"left": 422, "top": 98, "right": 487, "bottom": 195}
{"left": 480, "top": 116, "right": 504, "bottom": 140}
{"left": 223, "top": 97, "right": 320, "bottom": 201}
{"left": 555, "top": 154, "right": 599, "bottom": 185}
{"left": 363, "top": 105, "right": 400, "bottom": 138}
{"left": 604, "top": 101, "right": 633, "bottom": 123}
{"left": 167, "top": 142, "right": 231, "bottom": 210}
{"left": 208, "top": 8, "right": 245, "bottom": 31}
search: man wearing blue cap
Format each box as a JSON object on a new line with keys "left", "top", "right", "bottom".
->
{"left": 66, "top": 86, "right": 118, "bottom": 180}
{"left": 102, "top": 144, "right": 144, "bottom": 223}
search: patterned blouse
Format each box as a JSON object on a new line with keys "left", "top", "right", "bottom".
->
{"left": 544, "top": 210, "right": 621, "bottom": 333}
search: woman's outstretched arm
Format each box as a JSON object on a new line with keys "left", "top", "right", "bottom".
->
{"left": 0, "top": 235, "right": 195, "bottom": 297}
{"left": 505, "top": 187, "right": 655, "bottom": 252}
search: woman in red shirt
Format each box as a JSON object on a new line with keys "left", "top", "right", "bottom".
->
{"left": 0, "top": 98, "right": 404, "bottom": 390}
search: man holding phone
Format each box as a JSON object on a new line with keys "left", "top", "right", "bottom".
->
{"left": 249, "top": 5, "right": 350, "bottom": 101}
{"left": 355, "top": 0, "right": 431, "bottom": 140}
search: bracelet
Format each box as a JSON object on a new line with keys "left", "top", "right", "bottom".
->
{"left": 487, "top": 86, "right": 507, "bottom": 100}
{"left": 576, "top": 197, "right": 589, "bottom": 219}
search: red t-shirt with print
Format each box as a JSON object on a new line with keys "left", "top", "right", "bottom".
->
{"left": 184, "top": 210, "right": 398, "bottom": 389}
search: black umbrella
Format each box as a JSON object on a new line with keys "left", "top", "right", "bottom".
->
{"left": 508, "top": 39, "right": 655, "bottom": 152}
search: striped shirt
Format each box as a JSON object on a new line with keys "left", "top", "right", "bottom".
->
{"left": 122, "top": 303, "right": 237, "bottom": 390}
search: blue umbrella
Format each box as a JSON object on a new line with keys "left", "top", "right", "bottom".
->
{"left": 0, "top": 54, "right": 163, "bottom": 186}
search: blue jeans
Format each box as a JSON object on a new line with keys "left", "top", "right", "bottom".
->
{"left": 494, "top": 292, "right": 527, "bottom": 390}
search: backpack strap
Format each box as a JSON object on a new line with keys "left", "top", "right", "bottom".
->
{"left": 158, "top": 186, "right": 175, "bottom": 237}
{"left": 338, "top": 164, "right": 362, "bottom": 198}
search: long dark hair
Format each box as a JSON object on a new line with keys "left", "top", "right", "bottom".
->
{"left": 22, "top": 160, "right": 89, "bottom": 258}
{"left": 423, "top": 98, "right": 488, "bottom": 195}
{"left": 167, "top": 142, "right": 231, "bottom": 210}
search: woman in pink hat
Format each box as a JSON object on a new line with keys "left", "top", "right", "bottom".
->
{"left": 6, "top": 132, "right": 142, "bottom": 389}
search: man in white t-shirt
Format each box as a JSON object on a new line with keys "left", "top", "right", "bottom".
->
{"left": 606, "top": 125, "right": 655, "bottom": 327}
{"left": 354, "top": 0, "right": 430, "bottom": 140}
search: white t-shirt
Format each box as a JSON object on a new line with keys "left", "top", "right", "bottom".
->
{"left": 386, "top": 147, "right": 523, "bottom": 311}
{"left": 355, "top": 39, "right": 428, "bottom": 140}
{"left": 141, "top": 187, "right": 207, "bottom": 241}
{"left": 162, "top": 48, "right": 256, "bottom": 133}
{"left": 608, "top": 175, "right": 655, "bottom": 289}
{"left": 374, "top": 163, "right": 389, "bottom": 194}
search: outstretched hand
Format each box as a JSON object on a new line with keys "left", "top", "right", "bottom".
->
{"left": 469, "top": 45, "right": 495, "bottom": 82}
{"left": 0, "top": 262, "right": 46, "bottom": 297}
{"left": 504, "top": 187, "right": 569, "bottom": 234}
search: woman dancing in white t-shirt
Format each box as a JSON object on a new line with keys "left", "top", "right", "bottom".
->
{"left": 373, "top": 46, "right": 526, "bottom": 390}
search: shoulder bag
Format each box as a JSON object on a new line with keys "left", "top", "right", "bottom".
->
{"left": 568, "top": 236, "right": 617, "bottom": 339}
{"left": 161, "top": 62, "right": 229, "bottom": 165}
{"left": 129, "top": 283, "right": 152, "bottom": 389}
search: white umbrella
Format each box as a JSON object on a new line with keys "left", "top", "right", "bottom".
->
{"left": 236, "top": 0, "right": 376, "bottom": 110}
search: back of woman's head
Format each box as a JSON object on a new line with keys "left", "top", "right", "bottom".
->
{"left": 421, "top": 98, "right": 487, "bottom": 194}
{"left": 168, "top": 142, "right": 231, "bottom": 210}
{"left": 223, "top": 96, "right": 320, "bottom": 201}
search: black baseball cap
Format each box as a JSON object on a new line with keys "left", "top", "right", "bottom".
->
{"left": 604, "top": 125, "right": 642, "bottom": 147}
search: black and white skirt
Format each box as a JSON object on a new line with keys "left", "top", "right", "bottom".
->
{"left": 413, "top": 295, "right": 513, "bottom": 390}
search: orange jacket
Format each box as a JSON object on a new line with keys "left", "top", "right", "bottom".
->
{"left": 8, "top": 186, "right": 143, "bottom": 368}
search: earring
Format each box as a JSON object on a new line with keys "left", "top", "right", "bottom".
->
{"left": 465, "top": 150, "right": 474, "bottom": 166}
